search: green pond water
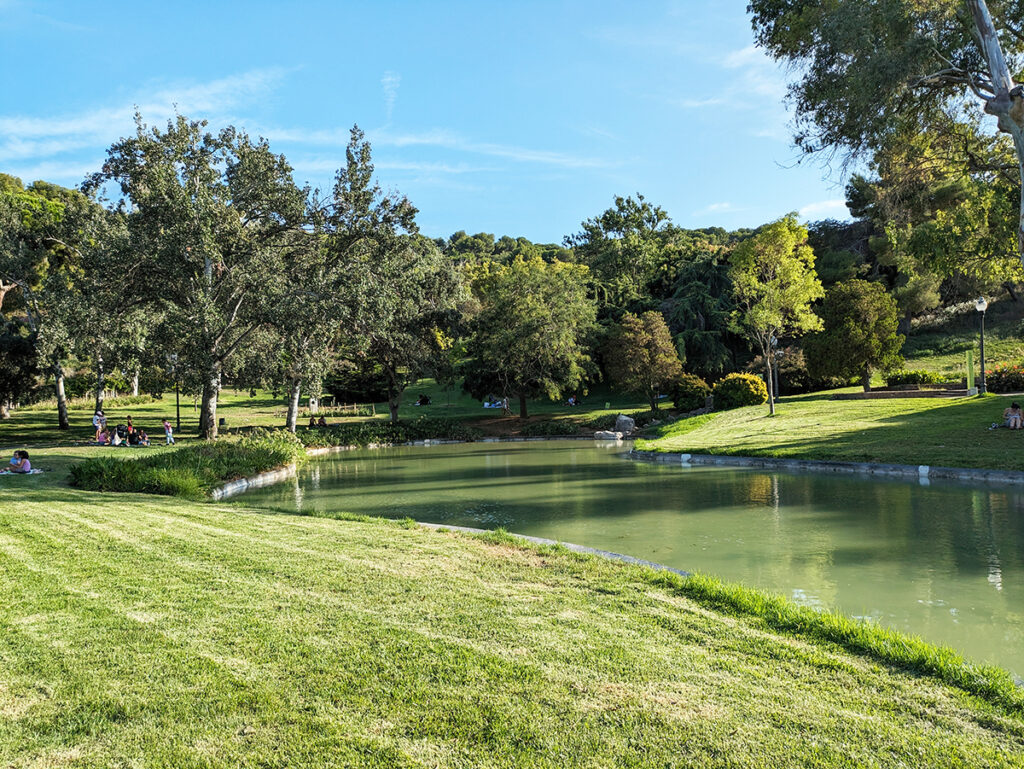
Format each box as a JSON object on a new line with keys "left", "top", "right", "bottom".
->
{"left": 240, "top": 440, "right": 1024, "bottom": 676}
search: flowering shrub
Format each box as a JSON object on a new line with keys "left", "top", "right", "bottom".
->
{"left": 985, "top": 365, "right": 1024, "bottom": 393}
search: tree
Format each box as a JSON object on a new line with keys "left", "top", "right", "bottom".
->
{"left": 0, "top": 177, "right": 112, "bottom": 429}
{"left": 91, "top": 115, "right": 308, "bottom": 438}
{"left": 0, "top": 321, "right": 38, "bottom": 418}
{"left": 749, "top": 0, "right": 1024, "bottom": 261}
{"left": 804, "top": 281, "right": 904, "bottom": 391}
{"left": 358, "top": 235, "right": 463, "bottom": 423}
{"left": 604, "top": 311, "right": 684, "bottom": 411}
{"left": 462, "top": 255, "right": 596, "bottom": 418}
{"left": 729, "top": 215, "right": 824, "bottom": 415}
{"left": 564, "top": 194, "right": 672, "bottom": 312}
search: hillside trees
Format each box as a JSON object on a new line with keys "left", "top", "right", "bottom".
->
{"left": 92, "top": 115, "right": 309, "bottom": 438}
{"left": 749, "top": 0, "right": 1024, "bottom": 261}
{"left": 804, "top": 281, "right": 904, "bottom": 391}
{"left": 462, "top": 255, "right": 596, "bottom": 418}
{"left": 730, "top": 215, "right": 824, "bottom": 415}
{"left": 604, "top": 311, "right": 684, "bottom": 411}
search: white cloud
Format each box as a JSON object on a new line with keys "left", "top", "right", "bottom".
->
{"left": 798, "top": 199, "right": 850, "bottom": 219}
{"left": 693, "top": 201, "right": 737, "bottom": 215}
{"left": 381, "top": 71, "right": 401, "bottom": 122}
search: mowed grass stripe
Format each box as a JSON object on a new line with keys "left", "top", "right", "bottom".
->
{"left": 1, "top": 499, "right": 1023, "bottom": 767}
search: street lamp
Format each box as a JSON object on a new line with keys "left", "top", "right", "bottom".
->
{"left": 976, "top": 297, "right": 988, "bottom": 394}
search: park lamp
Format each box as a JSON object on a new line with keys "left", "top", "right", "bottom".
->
{"left": 976, "top": 297, "right": 988, "bottom": 394}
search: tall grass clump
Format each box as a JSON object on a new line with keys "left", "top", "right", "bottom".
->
{"left": 69, "top": 429, "right": 306, "bottom": 499}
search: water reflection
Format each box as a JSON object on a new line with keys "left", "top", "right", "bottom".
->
{"left": 241, "top": 441, "right": 1024, "bottom": 676}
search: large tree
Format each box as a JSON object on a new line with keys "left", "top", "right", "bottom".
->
{"left": 604, "top": 311, "right": 684, "bottom": 411}
{"left": 729, "top": 215, "right": 824, "bottom": 415}
{"left": 462, "top": 255, "right": 596, "bottom": 418}
{"left": 91, "top": 115, "right": 308, "bottom": 438}
{"left": 804, "top": 280, "right": 905, "bottom": 391}
{"left": 749, "top": 0, "right": 1024, "bottom": 260}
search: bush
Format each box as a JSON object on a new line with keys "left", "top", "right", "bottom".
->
{"left": 745, "top": 347, "right": 851, "bottom": 395}
{"left": 297, "top": 416, "right": 482, "bottom": 448}
{"left": 985, "top": 364, "right": 1024, "bottom": 393}
{"left": 673, "top": 374, "right": 711, "bottom": 411}
{"left": 69, "top": 429, "right": 307, "bottom": 499}
{"left": 884, "top": 369, "right": 951, "bottom": 387}
{"left": 520, "top": 420, "right": 579, "bottom": 437}
{"left": 713, "top": 373, "right": 768, "bottom": 410}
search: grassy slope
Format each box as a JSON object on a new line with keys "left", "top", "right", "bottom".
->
{"left": 903, "top": 299, "right": 1024, "bottom": 376}
{"left": 638, "top": 391, "right": 1024, "bottom": 470}
{"left": 2, "top": 492, "right": 1022, "bottom": 768}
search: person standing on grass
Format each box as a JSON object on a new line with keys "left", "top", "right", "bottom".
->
{"left": 163, "top": 419, "right": 174, "bottom": 445}
{"left": 92, "top": 409, "right": 106, "bottom": 441}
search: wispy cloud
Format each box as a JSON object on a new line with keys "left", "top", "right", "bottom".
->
{"left": 693, "top": 201, "right": 738, "bottom": 216}
{"left": 381, "top": 71, "right": 401, "bottom": 123}
{"left": 0, "top": 69, "right": 289, "bottom": 170}
{"left": 798, "top": 199, "right": 849, "bottom": 220}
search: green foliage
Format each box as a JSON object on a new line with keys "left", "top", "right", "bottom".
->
{"left": 0, "top": 323, "right": 38, "bottom": 407}
{"left": 298, "top": 416, "right": 482, "bottom": 448}
{"left": 518, "top": 420, "right": 578, "bottom": 437}
{"left": 713, "top": 373, "right": 768, "bottom": 410}
{"left": 805, "top": 280, "right": 904, "bottom": 389}
{"left": 462, "top": 255, "right": 596, "bottom": 417}
{"left": 68, "top": 429, "right": 306, "bottom": 498}
{"left": 984, "top": 364, "right": 1024, "bottom": 394}
{"left": 672, "top": 373, "right": 711, "bottom": 412}
{"left": 603, "top": 311, "right": 684, "bottom": 411}
{"left": 884, "top": 369, "right": 952, "bottom": 387}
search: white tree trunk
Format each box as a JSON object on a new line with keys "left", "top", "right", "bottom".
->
{"left": 968, "top": 0, "right": 1024, "bottom": 259}
{"left": 286, "top": 377, "right": 302, "bottom": 433}
{"left": 131, "top": 369, "right": 140, "bottom": 397}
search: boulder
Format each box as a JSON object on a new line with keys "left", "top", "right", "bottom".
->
{"left": 615, "top": 414, "right": 636, "bottom": 435}
{"left": 594, "top": 430, "right": 623, "bottom": 440}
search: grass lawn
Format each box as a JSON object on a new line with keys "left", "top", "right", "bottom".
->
{"left": 903, "top": 298, "right": 1024, "bottom": 376}
{"left": 2, "top": 490, "right": 1023, "bottom": 767}
{"left": 638, "top": 390, "right": 1024, "bottom": 470}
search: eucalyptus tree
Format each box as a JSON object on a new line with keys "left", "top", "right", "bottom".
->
{"left": 729, "top": 215, "right": 824, "bottom": 415}
{"left": 91, "top": 115, "right": 308, "bottom": 438}
{"left": 0, "top": 177, "right": 112, "bottom": 429}
{"left": 749, "top": 0, "right": 1024, "bottom": 261}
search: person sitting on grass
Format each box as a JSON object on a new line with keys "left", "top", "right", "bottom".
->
{"left": 308, "top": 415, "right": 317, "bottom": 427}
{"left": 7, "top": 450, "right": 31, "bottom": 473}
{"left": 317, "top": 416, "right": 328, "bottom": 427}
{"left": 96, "top": 428, "right": 110, "bottom": 445}
{"left": 1005, "top": 403, "right": 1023, "bottom": 430}
{"left": 127, "top": 426, "right": 141, "bottom": 446}
{"left": 110, "top": 429, "right": 124, "bottom": 447}
{"left": 137, "top": 429, "right": 150, "bottom": 447}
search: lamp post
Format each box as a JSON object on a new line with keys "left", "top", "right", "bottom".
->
{"left": 976, "top": 297, "right": 988, "bottom": 394}
{"left": 770, "top": 335, "right": 780, "bottom": 401}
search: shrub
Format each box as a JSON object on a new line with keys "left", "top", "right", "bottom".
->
{"left": 69, "top": 429, "right": 307, "bottom": 499}
{"left": 520, "top": 420, "right": 578, "bottom": 437}
{"left": 673, "top": 374, "right": 711, "bottom": 411}
{"left": 713, "top": 373, "right": 768, "bottom": 410}
{"left": 745, "top": 347, "right": 852, "bottom": 395}
{"left": 297, "top": 416, "right": 482, "bottom": 448}
{"left": 985, "top": 364, "right": 1024, "bottom": 393}
{"left": 884, "top": 369, "right": 951, "bottom": 387}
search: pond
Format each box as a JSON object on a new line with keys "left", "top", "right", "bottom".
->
{"left": 239, "top": 440, "right": 1024, "bottom": 676}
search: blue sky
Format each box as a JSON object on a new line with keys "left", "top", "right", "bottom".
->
{"left": 0, "top": 0, "right": 852, "bottom": 243}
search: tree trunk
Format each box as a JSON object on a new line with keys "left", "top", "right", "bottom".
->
{"left": 388, "top": 396, "right": 401, "bottom": 424}
{"left": 862, "top": 367, "right": 872, "bottom": 392}
{"left": 95, "top": 356, "right": 106, "bottom": 413}
{"left": 519, "top": 394, "right": 528, "bottom": 419}
{"left": 968, "top": 0, "right": 1024, "bottom": 260}
{"left": 0, "top": 400, "right": 9, "bottom": 419}
{"left": 764, "top": 352, "right": 776, "bottom": 416}
{"left": 131, "top": 369, "right": 140, "bottom": 397}
{"left": 199, "top": 363, "right": 221, "bottom": 439}
{"left": 54, "top": 359, "right": 69, "bottom": 431}
{"left": 648, "top": 389, "right": 659, "bottom": 412}
{"left": 309, "top": 395, "right": 319, "bottom": 415}
{"left": 286, "top": 377, "right": 302, "bottom": 433}
{"left": 897, "top": 310, "right": 912, "bottom": 337}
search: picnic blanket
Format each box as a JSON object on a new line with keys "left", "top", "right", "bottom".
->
{"left": 0, "top": 468, "right": 43, "bottom": 475}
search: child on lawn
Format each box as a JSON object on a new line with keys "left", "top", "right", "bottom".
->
{"left": 163, "top": 419, "right": 174, "bottom": 445}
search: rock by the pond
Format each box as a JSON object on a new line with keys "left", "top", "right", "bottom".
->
{"left": 614, "top": 414, "right": 636, "bottom": 434}
{"left": 594, "top": 430, "right": 623, "bottom": 440}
